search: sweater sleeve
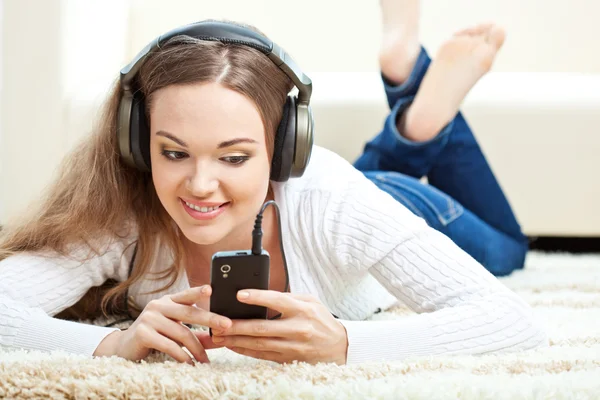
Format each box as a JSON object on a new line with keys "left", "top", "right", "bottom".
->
{"left": 323, "top": 174, "right": 548, "bottom": 364}
{"left": 0, "top": 233, "right": 137, "bottom": 356}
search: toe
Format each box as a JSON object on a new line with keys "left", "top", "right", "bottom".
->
{"left": 486, "top": 26, "right": 506, "bottom": 49}
{"left": 454, "top": 23, "right": 495, "bottom": 38}
{"left": 454, "top": 27, "right": 475, "bottom": 37}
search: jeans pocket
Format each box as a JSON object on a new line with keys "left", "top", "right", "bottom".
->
{"left": 369, "top": 172, "right": 464, "bottom": 226}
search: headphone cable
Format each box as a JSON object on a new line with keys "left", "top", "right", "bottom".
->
{"left": 254, "top": 200, "right": 338, "bottom": 320}
{"left": 252, "top": 200, "right": 288, "bottom": 320}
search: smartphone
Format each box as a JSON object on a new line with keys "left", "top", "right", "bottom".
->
{"left": 209, "top": 249, "right": 270, "bottom": 336}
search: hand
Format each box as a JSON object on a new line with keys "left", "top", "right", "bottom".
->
{"left": 93, "top": 285, "right": 232, "bottom": 364}
{"left": 210, "top": 290, "right": 349, "bottom": 365}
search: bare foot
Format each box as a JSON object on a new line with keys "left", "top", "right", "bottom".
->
{"left": 401, "top": 24, "right": 506, "bottom": 142}
{"left": 378, "top": 0, "right": 421, "bottom": 85}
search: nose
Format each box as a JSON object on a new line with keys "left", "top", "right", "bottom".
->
{"left": 186, "top": 164, "right": 219, "bottom": 197}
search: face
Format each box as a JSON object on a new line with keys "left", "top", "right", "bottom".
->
{"left": 149, "top": 82, "right": 271, "bottom": 246}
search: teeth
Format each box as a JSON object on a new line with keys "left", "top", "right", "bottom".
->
{"left": 184, "top": 201, "right": 221, "bottom": 213}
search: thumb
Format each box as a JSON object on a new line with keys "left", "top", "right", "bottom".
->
{"left": 194, "top": 329, "right": 226, "bottom": 350}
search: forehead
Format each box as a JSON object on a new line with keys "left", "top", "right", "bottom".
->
{"left": 149, "top": 82, "right": 265, "bottom": 143}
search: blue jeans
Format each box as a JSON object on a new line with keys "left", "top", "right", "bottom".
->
{"left": 353, "top": 47, "right": 528, "bottom": 276}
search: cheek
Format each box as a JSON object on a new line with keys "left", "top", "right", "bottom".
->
{"left": 152, "top": 163, "right": 182, "bottom": 200}
{"left": 226, "top": 160, "right": 270, "bottom": 203}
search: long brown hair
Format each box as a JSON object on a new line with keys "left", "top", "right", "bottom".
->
{"left": 0, "top": 21, "right": 294, "bottom": 318}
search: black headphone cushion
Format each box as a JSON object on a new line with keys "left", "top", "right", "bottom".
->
{"left": 130, "top": 94, "right": 152, "bottom": 171}
{"left": 270, "top": 96, "right": 296, "bottom": 182}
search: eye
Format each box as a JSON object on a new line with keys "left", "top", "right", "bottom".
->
{"left": 161, "top": 150, "right": 188, "bottom": 161}
{"left": 221, "top": 155, "right": 249, "bottom": 165}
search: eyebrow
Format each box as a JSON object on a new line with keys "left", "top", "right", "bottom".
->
{"left": 156, "top": 131, "right": 258, "bottom": 149}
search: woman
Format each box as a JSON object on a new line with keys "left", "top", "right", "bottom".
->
{"left": 0, "top": 4, "right": 546, "bottom": 366}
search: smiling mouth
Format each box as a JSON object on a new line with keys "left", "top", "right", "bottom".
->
{"left": 182, "top": 200, "right": 228, "bottom": 213}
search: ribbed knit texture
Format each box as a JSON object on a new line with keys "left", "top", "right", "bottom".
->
{"left": 0, "top": 146, "right": 547, "bottom": 363}
{"left": 0, "top": 236, "right": 136, "bottom": 356}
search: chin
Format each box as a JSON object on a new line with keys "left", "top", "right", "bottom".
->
{"left": 181, "top": 226, "right": 228, "bottom": 246}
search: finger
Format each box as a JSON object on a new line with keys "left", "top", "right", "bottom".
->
{"left": 153, "top": 300, "right": 231, "bottom": 331}
{"left": 169, "top": 285, "right": 211, "bottom": 305}
{"left": 236, "top": 290, "right": 305, "bottom": 315}
{"left": 214, "top": 319, "right": 299, "bottom": 338}
{"left": 194, "top": 330, "right": 228, "bottom": 350}
{"left": 155, "top": 318, "right": 210, "bottom": 363}
{"left": 228, "top": 346, "right": 286, "bottom": 364}
{"left": 214, "top": 335, "right": 290, "bottom": 353}
{"left": 142, "top": 328, "right": 196, "bottom": 365}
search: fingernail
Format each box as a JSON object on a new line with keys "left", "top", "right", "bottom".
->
{"left": 238, "top": 291, "right": 249, "bottom": 299}
{"left": 201, "top": 285, "right": 209, "bottom": 294}
{"left": 212, "top": 336, "right": 224, "bottom": 343}
{"left": 186, "top": 360, "right": 195, "bottom": 366}
{"left": 220, "top": 320, "right": 229, "bottom": 328}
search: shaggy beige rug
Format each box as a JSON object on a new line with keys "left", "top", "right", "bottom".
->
{"left": 1, "top": 251, "right": 600, "bottom": 399}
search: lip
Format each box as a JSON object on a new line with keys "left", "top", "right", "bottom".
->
{"left": 180, "top": 198, "right": 229, "bottom": 221}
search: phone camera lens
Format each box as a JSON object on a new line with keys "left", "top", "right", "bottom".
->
{"left": 221, "top": 264, "right": 231, "bottom": 273}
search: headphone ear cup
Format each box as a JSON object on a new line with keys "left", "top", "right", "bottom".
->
{"left": 270, "top": 96, "right": 296, "bottom": 182}
{"left": 130, "top": 94, "right": 151, "bottom": 172}
{"left": 290, "top": 101, "right": 314, "bottom": 178}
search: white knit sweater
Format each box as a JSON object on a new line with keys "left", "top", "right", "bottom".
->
{"left": 0, "top": 146, "right": 548, "bottom": 364}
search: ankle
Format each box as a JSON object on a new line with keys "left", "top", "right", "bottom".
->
{"left": 379, "top": 36, "right": 420, "bottom": 86}
{"left": 401, "top": 100, "right": 453, "bottom": 142}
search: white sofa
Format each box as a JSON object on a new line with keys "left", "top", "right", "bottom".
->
{"left": 2, "top": 0, "right": 600, "bottom": 237}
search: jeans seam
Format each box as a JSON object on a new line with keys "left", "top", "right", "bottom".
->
{"left": 376, "top": 181, "right": 426, "bottom": 220}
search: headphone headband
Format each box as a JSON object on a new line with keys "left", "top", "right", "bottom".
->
{"left": 120, "top": 21, "right": 312, "bottom": 103}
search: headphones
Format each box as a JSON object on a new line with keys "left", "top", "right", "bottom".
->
{"left": 117, "top": 20, "right": 314, "bottom": 182}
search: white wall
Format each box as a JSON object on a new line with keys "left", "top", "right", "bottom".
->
{"left": 0, "top": 0, "right": 129, "bottom": 224}
{"left": 0, "top": 0, "right": 66, "bottom": 225}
